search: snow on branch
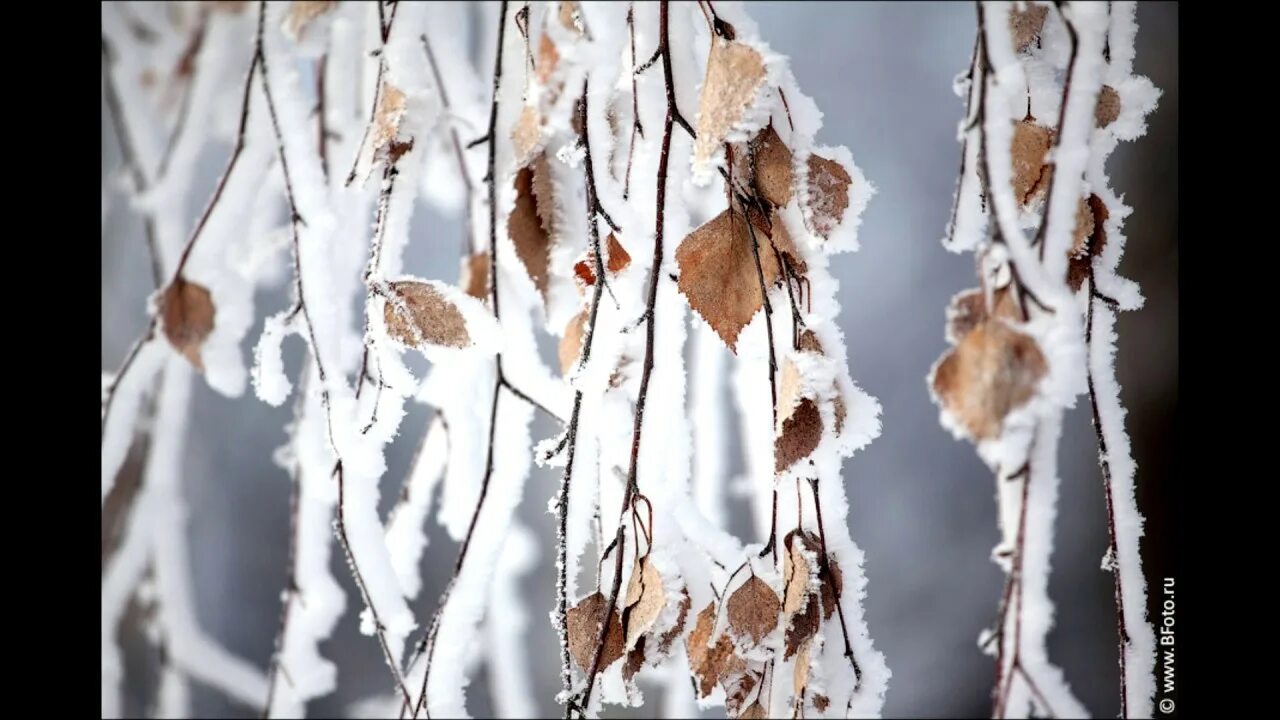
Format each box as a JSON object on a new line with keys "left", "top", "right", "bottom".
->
{"left": 929, "top": 2, "right": 1160, "bottom": 717}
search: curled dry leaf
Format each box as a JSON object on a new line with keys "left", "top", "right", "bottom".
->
{"left": 769, "top": 208, "right": 807, "bottom": 275}
{"left": 806, "top": 154, "right": 852, "bottom": 239}
{"left": 559, "top": 311, "right": 587, "bottom": 376}
{"left": 813, "top": 694, "right": 830, "bottom": 712}
{"left": 624, "top": 636, "right": 646, "bottom": 681}
{"left": 776, "top": 398, "right": 823, "bottom": 474}
{"left": 751, "top": 124, "right": 794, "bottom": 207}
{"left": 1095, "top": 85, "right": 1121, "bottom": 129}
{"left": 567, "top": 591, "right": 626, "bottom": 673}
{"left": 623, "top": 557, "right": 666, "bottom": 651}
{"left": 383, "top": 281, "right": 471, "bottom": 349}
{"left": 726, "top": 575, "right": 781, "bottom": 647}
{"left": 946, "top": 286, "right": 1022, "bottom": 344}
{"left": 574, "top": 234, "right": 632, "bottom": 287}
{"left": 676, "top": 209, "right": 781, "bottom": 352}
{"left": 798, "top": 329, "right": 824, "bottom": 355}
{"left": 694, "top": 37, "right": 768, "bottom": 175}
{"left": 508, "top": 164, "right": 553, "bottom": 299}
{"left": 931, "top": 320, "right": 1048, "bottom": 440}
{"left": 723, "top": 668, "right": 759, "bottom": 716}
{"left": 1011, "top": 120, "right": 1054, "bottom": 206}
{"left": 688, "top": 602, "right": 742, "bottom": 698}
{"left": 537, "top": 34, "right": 560, "bottom": 86}
{"left": 512, "top": 106, "right": 544, "bottom": 169}
{"left": 161, "top": 278, "right": 215, "bottom": 371}
{"left": 819, "top": 553, "right": 842, "bottom": 621}
{"left": 1009, "top": 3, "right": 1049, "bottom": 53}
{"left": 739, "top": 701, "right": 767, "bottom": 720}
{"left": 283, "top": 1, "right": 335, "bottom": 40}
{"left": 793, "top": 638, "right": 813, "bottom": 695}
{"left": 1067, "top": 194, "right": 1110, "bottom": 292}
{"left": 782, "top": 531, "right": 821, "bottom": 658}
{"left": 461, "top": 252, "right": 490, "bottom": 301}
{"left": 373, "top": 83, "right": 407, "bottom": 161}
{"left": 656, "top": 589, "right": 692, "bottom": 655}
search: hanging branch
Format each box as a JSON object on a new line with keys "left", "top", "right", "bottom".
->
{"left": 555, "top": 84, "right": 614, "bottom": 714}
{"left": 254, "top": 1, "right": 414, "bottom": 707}
{"left": 575, "top": 2, "right": 682, "bottom": 712}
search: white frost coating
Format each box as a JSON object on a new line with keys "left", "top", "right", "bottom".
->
{"left": 690, "top": 322, "right": 728, "bottom": 529}
{"left": 252, "top": 313, "right": 295, "bottom": 407}
{"left": 485, "top": 522, "right": 539, "bottom": 719}
{"left": 384, "top": 417, "right": 449, "bottom": 599}
{"left": 935, "top": 4, "right": 1162, "bottom": 718}
{"left": 1039, "top": 2, "right": 1108, "bottom": 283}
{"left": 260, "top": 0, "right": 417, "bottom": 660}
{"left": 102, "top": 339, "right": 167, "bottom": 505}
{"left": 1088, "top": 303, "right": 1155, "bottom": 717}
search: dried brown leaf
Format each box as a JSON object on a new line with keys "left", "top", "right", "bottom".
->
{"left": 1009, "top": 3, "right": 1049, "bottom": 53}
{"left": 461, "top": 252, "right": 490, "bottom": 301}
{"left": 383, "top": 281, "right": 471, "bottom": 349}
{"left": 738, "top": 702, "right": 767, "bottom": 719}
{"left": 947, "top": 286, "right": 1022, "bottom": 344}
{"left": 819, "top": 553, "right": 842, "bottom": 621}
{"left": 624, "top": 636, "right": 646, "bottom": 681}
{"left": 798, "top": 329, "right": 824, "bottom": 355}
{"left": 623, "top": 557, "right": 666, "bottom": 651}
{"left": 1067, "top": 194, "right": 1110, "bottom": 291}
{"left": 813, "top": 694, "right": 830, "bottom": 712}
{"left": 559, "top": 311, "right": 587, "bottom": 376}
{"left": 931, "top": 320, "right": 1048, "bottom": 440}
{"left": 161, "top": 278, "right": 215, "bottom": 371}
{"left": 1011, "top": 120, "right": 1054, "bottom": 206}
{"left": 373, "top": 83, "right": 407, "bottom": 159}
{"left": 1096, "top": 85, "right": 1121, "bottom": 128}
{"left": 537, "top": 33, "right": 560, "bottom": 85}
{"left": 768, "top": 208, "right": 808, "bottom": 275}
{"left": 806, "top": 154, "right": 852, "bottom": 238}
{"left": 726, "top": 575, "right": 780, "bottom": 647}
{"left": 567, "top": 591, "right": 626, "bottom": 673}
{"left": 687, "top": 602, "right": 717, "bottom": 672}
{"left": 657, "top": 589, "right": 692, "bottom": 655}
{"left": 575, "top": 234, "right": 632, "bottom": 287}
{"left": 752, "top": 124, "right": 794, "bottom": 207}
{"left": 782, "top": 533, "right": 813, "bottom": 617}
{"left": 676, "top": 209, "right": 781, "bottom": 352}
{"left": 283, "top": 1, "right": 334, "bottom": 39}
{"left": 694, "top": 38, "right": 768, "bottom": 173}
{"left": 512, "top": 105, "right": 543, "bottom": 169}
{"left": 775, "top": 398, "right": 823, "bottom": 474}
{"left": 508, "top": 165, "right": 552, "bottom": 299}
{"left": 723, "top": 668, "right": 759, "bottom": 716}
{"left": 793, "top": 638, "right": 812, "bottom": 694}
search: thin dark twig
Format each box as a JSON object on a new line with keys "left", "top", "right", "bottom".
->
{"left": 807, "top": 478, "right": 862, "bottom": 693}
{"left": 101, "top": 32, "right": 260, "bottom": 444}
{"left": 556, "top": 88, "right": 616, "bottom": 710}
{"left": 263, "top": 378, "right": 308, "bottom": 717}
{"left": 575, "top": 3, "right": 680, "bottom": 712}
{"left": 256, "top": 2, "right": 412, "bottom": 707}
{"left": 1033, "top": 1, "right": 1080, "bottom": 258}
{"left": 411, "top": 5, "right": 511, "bottom": 716}
{"left": 1086, "top": 273, "right": 1130, "bottom": 718}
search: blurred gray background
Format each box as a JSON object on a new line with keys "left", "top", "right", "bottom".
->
{"left": 101, "top": 2, "right": 1177, "bottom": 717}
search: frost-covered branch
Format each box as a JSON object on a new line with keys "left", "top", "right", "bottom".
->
{"left": 930, "top": 2, "right": 1160, "bottom": 717}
